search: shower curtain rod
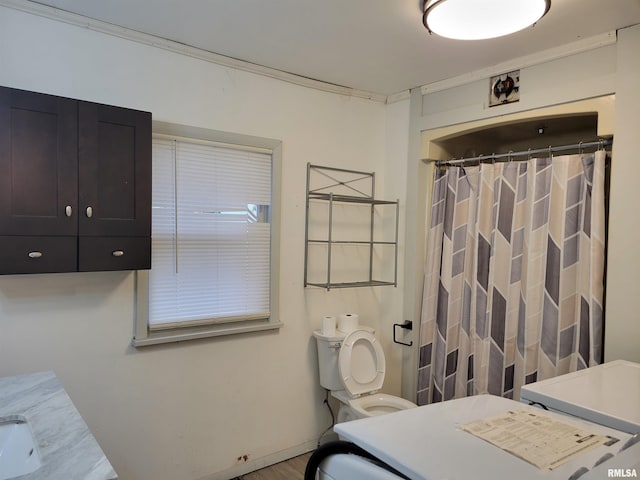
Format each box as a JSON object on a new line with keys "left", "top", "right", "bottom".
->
{"left": 434, "top": 138, "right": 612, "bottom": 167}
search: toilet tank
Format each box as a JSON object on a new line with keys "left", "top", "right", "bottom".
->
{"left": 313, "top": 330, "right": 346, "bottom": 391}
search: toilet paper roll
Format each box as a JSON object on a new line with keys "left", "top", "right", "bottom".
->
{"left": 338, "top": 313, "right": 359, "bottom": 333}
{"left": 321, "top": 315, "right": 337, "bottom": 336}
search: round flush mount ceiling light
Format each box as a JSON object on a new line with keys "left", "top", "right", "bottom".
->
{"left": 423, "top": 0, "right": 551, "bottom": 40}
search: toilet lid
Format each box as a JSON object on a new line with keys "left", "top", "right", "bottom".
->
{"left": 338, "top": 329, "right": 385, "bottom": 397}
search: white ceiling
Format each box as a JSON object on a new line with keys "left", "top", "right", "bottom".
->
{"left": 27, "top": 0, "right": 640, "bottom": 97}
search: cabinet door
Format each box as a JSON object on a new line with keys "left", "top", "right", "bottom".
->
{"left": 78, "top": 102, "right": 151, "bottom": 237}
{"left": 0, "top": 87, "right": 78, "bottom": 236}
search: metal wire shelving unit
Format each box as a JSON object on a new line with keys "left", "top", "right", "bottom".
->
{"left": 304, "top": 163, "right": 399, "bottom": 290}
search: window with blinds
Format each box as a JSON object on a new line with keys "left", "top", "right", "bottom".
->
{"left": 133, "top": 124, "right": 282, "bottom": 346}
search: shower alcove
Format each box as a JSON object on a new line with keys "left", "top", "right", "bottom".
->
{"left": 401, "top": 95, "right": 616, "bottom": 401}
{"left": 427, "top": 110, "right": 606, "bottom": 163}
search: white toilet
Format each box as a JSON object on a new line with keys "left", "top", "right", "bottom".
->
{"left": 313, "top": 326, "right": 417, "bottom": 423}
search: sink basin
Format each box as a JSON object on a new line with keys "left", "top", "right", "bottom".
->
{"left": 0, "top": 417, "right": 41, "bottom": 480}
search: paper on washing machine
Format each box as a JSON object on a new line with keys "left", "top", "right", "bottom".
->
{"left": 461, "top": 409, "right": 619, "bottom": 470}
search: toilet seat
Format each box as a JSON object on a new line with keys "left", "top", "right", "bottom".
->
{"left": 338, "top": 329, "right": 385, "bottom": 397}
{"left": 349, "top": 393, "right": 417, "bottom": 418}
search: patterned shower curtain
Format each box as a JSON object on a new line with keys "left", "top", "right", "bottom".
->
{"left": 416, "top": 151, "right": 608, "bottom": 405}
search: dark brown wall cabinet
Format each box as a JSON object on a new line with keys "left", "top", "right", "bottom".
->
{"left": 0, "top": 86, "right": 151, "bottom": 274}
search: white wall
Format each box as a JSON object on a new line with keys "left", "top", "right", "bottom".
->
{"left": 0, "top": 6, "right": 408, "bottom": 480}
{"left": 381, "top": 99, "right": 411, "bottom": 393}
{"left": 605, "top": 24, "right": 640, "bottom": 363}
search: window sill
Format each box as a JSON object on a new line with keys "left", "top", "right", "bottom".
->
{"left": 132, "top": 320, "right": 283, "bottom": 347}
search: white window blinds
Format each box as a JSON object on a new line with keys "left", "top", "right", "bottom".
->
{"left": 149, "top": 137, "right": 272, "bottom": 330}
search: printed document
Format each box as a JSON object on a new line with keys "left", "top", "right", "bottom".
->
{"left": 461, "top": 409, "right": 610, "bottom": 470}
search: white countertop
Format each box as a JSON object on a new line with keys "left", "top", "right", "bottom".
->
{"left": 0, "top": 371, "right": 117, "bottom": 480}
{"left": 334, "top": 394, "right": 633, "bottom": 480}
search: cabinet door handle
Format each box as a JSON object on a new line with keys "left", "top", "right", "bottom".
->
{"left": 86, "top": 206, "right": 93, "bottom": 218}
{"left": 28, "top": 251, "right": 43, "bottom": 259}
{"left": 65, "top": 206, "right": 72, "bottom": 217}
{"left": 112, "top": 250, "right": 125, "bottom": 257}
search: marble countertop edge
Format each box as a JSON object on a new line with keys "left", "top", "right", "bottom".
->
{"left": 0, "top": 371, "right": 117, "bottom": 480}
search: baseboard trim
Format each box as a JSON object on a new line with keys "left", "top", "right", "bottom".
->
{"left": 196, "top": 439, "right": 318, "bottom": 480}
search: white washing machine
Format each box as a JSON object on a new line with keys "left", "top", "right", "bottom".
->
{"left": 520, "top": 360, "right": 640, "bottom": 434}
{"left": 318, "top": 454, "right": 406, "bottom": 480}
{"left": 311, "top": 395, "right": 637, "bottom": 480}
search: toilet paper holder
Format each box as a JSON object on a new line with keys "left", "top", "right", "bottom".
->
{"left": 393, "top": 321, "right": 413, "bottom": 347}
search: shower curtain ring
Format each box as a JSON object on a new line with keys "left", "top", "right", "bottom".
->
{"left": 508, "top": 150, "right": 513, "bottom": 162}
{"left": 579, "top": 141, "right": 584, "bottom": 154}
{"left": 492, "top": 153, "right": 496, "bottom": 165}
{"left": 548, "top": 145, "right": 552, "bottom": 158}
{"left": 528, "top": 148, "right": 532, "bottom": 160}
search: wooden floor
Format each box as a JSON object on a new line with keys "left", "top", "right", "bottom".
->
{"left": 237, "top": 452, "right": 312, "bottom": 480}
